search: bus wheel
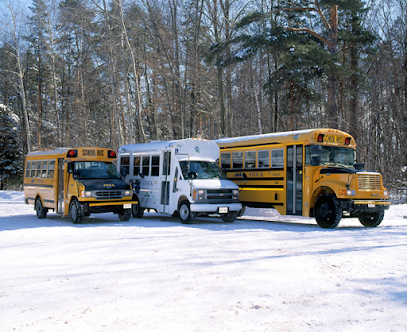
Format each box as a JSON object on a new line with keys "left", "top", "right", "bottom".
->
{"left": 314, "top": 194, "right": 342, "bottom": 229}
{"left": 132, "top": 202, "right": 144, "bottom": 218}
{"left": 178, "top": 200, "right": 195, "bottom": 224}
{"left": 119, "top": 209, "right": 131, "bottom": 221}
{"left": 221, "top": 211, "right": 238, "bottom": 223}
{"left": 358, "top": 211, "right": 384, "bottom": 227}
{"left": 70, "top": 198, "right": 84, "bottom": 224}
{"left": 237, "top": 206, "right": 246, "bottom": 217}
{"left": 35, "top": 198, "right": 47, "bottom": 219}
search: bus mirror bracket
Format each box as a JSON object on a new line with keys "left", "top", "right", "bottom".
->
{"left": 73, "top": 172, "right": 80, "bottom": 180}
{"left": 311, "top": 156, "right": 321, "bottom": 166}
{"left": 67, "top": 162, "right": 74, "bottom": 174}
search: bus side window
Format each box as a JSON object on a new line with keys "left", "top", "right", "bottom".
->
{"left": 271, "top": 149, "right": 284, "bottom": 168}
{"left": 151, "top": 156, "right": 160, "bottom": 176}
{"left": 25, "top": 161, "right": 31, "bottom": 178}
{"left": 221, "top": 153, "right": 231, "bottom": 169}
{"left": 232, "top": 152, "right": 243, "bottom": 169}
{"left": 142, "top": 156, "right": 150, "bottom": 176}
{"left": 245, "top": 151, "right": 256, "bottom": 169}
{"left": 41, "top": 160, "right": 48, "bottom": 178}
{"left": 47, "top": 160, "right": 55, "bottom": 178}
{"left": 258, "top": 150, "right": 270, "bottom": 168}
{"left": 36, "top": 161, "right": 43, "bottom": 178}
{"left": 133, "top": 156, "right": 141, "bottom": 176}
{"left": 120, "top": 156, "right": 130, "bottom": 175}
{"left": 30, "top": 161, "right": 37, "bottom": 177}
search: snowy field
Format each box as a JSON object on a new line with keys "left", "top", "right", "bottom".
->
{"left": 0, "top": 191, "right": 406, "bottom": 332}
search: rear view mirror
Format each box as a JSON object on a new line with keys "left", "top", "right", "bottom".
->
{"left": 67, "top": 162, "right": 74, "bottom": 174}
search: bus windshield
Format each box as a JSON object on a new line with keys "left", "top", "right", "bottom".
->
{"left": 74, "top": 161, "right": 120, "bottom": 179}
{"left": 180, "top": 161, "right": 227, "bottom": 180}
{"left": 306, "top": 145, "right": 355, "bottom": 167}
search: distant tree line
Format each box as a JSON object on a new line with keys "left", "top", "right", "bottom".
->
{"left": 0, "top": 0, "right": 405, "bottom": 195}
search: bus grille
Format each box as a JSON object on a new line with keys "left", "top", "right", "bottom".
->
{"left": 206, "top": 189, "right": 234, "bottom": 201}
{"left": 358, "top": 175, "right": 381, "bottom": 190}
{"left": 94, "top": 190, "right": 123, "bottom": 199}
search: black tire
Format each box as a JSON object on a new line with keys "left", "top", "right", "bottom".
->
{"left": 178, "top": 200, "right": 195, "bottom": 224}
{"left": 84, "top": 211, "right": 91, "bottom": 217}
{"left": 35, "top": 198, "right": 47, "bottom": 219}
{"left": 237, "top": 206, "right": 246, "bottom": 217}
{"left": 119, "top": 209, "right": 131, "bottom": 221}
{"left": 132, "top": 201, "right": 144, "bottom": 218}
{"left": 221, "top": 211, "right": 238, "bottom": 223}
{"left": 314, "top": 194, "right": 342, "bottom": 229}
{"left": 358, "top": 210, "right": 384, "bottom": 227}
{"left": 70, "top": 198, "right": 84, "bottom": 224}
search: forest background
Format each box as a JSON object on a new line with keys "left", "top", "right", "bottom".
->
{"left": 0, "top": 0, "right": 406, "bottom": 198}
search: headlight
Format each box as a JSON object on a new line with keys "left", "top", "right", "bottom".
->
{"left": 198, "top": 190, "right": 205, "bottom": 195}
{"left": 339, "top": 189, "right": 355, "bottom": 196}
{"left": 384, "top": 190, "right": 388, "bottom": 197}
{"left": 233, "top": 190, "right": 239, "bottom": 195}
{"left": 124, "top": 190, "right": 132, "bottom": 196}
{"left": 81, "top": 191, "right": 94, "bottom": 198}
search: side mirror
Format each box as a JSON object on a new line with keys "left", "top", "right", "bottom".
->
{"left": 354, "top": 163, "right": 365, "bottom": 170}
{"left": 138, "top": 171, "right": 145, "bottom": 179}
{"left": 67, "top": 162, "right": 74, "bottom": 174}
{"left": 242, "top": 173, "right": 248, "bottom": 180}
{"left": 311, "top": 156, "right": 321, "bottom": 166}
{"left": 120, "top": 166, "right": 128, "bottom": 178}
{"left": 188, "top": 171, "right": 197, "bottom": 179}
{"left": 73, "top": 171, "right": 80, "bottom": 180}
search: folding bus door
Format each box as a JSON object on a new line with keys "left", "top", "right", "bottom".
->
{"left": 57, "top": 158, "right": 64, "bottom": 214}
{"left": 286, "top": 145, "right": 303, "bottom": 215}
{"left": 160, "top": 151, "right": 171, "bottom": 213}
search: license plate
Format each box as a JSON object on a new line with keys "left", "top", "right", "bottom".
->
{"left": 124, "top": 204, "right": 131, "bottom": 209}
{"left": 219, "top": 207, "right": 228, "bottom": 214}
{"left": 368, "top": 204, "right": 375, "bottom": 208}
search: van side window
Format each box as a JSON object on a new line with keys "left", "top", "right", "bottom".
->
{"left": 133, "top": 156, "right": 141, "bottom": 176}
{"left": 221, "top": 153, "right": 231, "bottom": 169}
{"left": 30, "top": 161, "right": 37, "bottom": 177}
{"left": 173, "top": 167, "right": 178, "bottom": 193}
{"left": 36, "top": 161, "right": 43, "bottom": 178}
{"left": 271, "top": 149, "right": 284, "bottom": 168}
{"left": 244, "top": 151, "right": 256, "bottom": 168}
{"left": 25, "top": 161, "right": 31, "bottom": 178}
{"left": 120, "top": 156, "right": 130, "bottom": 175}
{"left": 47, "top": 160, "right": 55, "bottom": 178}
{"left": 142, "top": 156, "right": 150, "bottom": 176}
{"left": 232, "top": 152, "right": 243, "bottom": 169}
{"left": 258, "top": 150, "right": 270, "bottom": 168}
{"left": 151, "top": 156, "right": 160, "bottom": 176}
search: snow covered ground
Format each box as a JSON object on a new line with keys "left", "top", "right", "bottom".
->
{"left": 0, "top": 191, "right": 406, "bottom": 332}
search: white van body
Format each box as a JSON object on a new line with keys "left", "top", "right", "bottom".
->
{"left": 117, "top": 139, "right": 242, "bottom": 223}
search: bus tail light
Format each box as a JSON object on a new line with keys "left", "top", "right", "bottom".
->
{"left": 108, "top": 150, "right": 116, "bottom": 158}
{"left": 67, "top": 149, "right": 78, "bottom": 158}
{"left": 345, "top": 137, "right": 351, "bottom": 145}
{"left": 317, "top": 134, "right": 324, "bottom": 142}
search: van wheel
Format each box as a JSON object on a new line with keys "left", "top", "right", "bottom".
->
{"left": 178, "top": 200, "right": 195, "bottom": 224}
{"left": 221, "top": 211, "right": 238, "bottom": 223}
{"left": 70, "top": 198, "right": 84, "bottom": 224}
{"left": 132, "top": 201, "right": 144, "bottom": 218}
{"left": 35, "top": 198, "right": 47, "bottom": 219}
{"left": 119, "top": 209, "right": 131, "bottom": 221}
{"left": 237, "top": 206, "right": 246, "bottom": 217}
{"left": 314, "top": 194, "right": 342, "bottom": 229}
{"left": 358, "top": 211, "right": 384, "bottom": 227}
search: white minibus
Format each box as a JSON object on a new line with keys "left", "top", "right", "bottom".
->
{"left": 117, "top": 138, "right": 242, "bottom": 223}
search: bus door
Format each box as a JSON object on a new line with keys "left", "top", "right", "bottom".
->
{"left": 287, "top": 145, "right": 303, "bottom": 215}
{"left": 160, "top": 151, "right": 171, "bottom": 213}
{"left": 57, "top": 158, "right": 64, "bottom": 214}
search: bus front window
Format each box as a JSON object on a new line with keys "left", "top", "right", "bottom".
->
{"left": 180, "top": 161, "right": 227, "bottom": 180}
{"left": 74, "top": 161, "right": 120, "bottom": 179}
{"left": 306, "top": 145, "right": 355, "bottom": 167}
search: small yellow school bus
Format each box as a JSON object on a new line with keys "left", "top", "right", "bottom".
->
{"left": 215, "top": 128, "right": 390, "bottom": 228}
{"left": 24, "top": 147, "right": 137, "bottom": 223}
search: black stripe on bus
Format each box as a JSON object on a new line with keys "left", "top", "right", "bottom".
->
{"left": 224, "top": 168, "right": 285, "bottom": 172}
{"left": 24, "top": 184, "right": 54, "bottom": 188}
{"left": 242, "top": 201, "right": 284, "bottom": 207}
{"left": 227, "top": 177, "right": 285, "bottom": 181}
{"left": 26, "top": 197, "right": 54, "bottom": 204}
{"left": 241, "top": 185, "right": 285, "bottom": 189}
{"left": 219, "top": 142, "right": 282, "bottom": 149}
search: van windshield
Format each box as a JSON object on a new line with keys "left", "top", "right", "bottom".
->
{"left": 180, "top": 161, "right": 227, "bottom": 180}
{"left": 74, "top": 161, "right": 120, "bottom": 179}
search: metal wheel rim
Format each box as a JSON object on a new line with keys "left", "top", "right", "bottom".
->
{"left": 179, "top": 205, "right": 189, "bottom": 220}
{"left": 35, "top": 200, "right": 41, "bottom": 215}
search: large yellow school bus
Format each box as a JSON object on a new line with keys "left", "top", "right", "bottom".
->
{"left": 24, "top": 147, "right": 137, "bottom": 224}
{"left": 215, "top": 129, "right": 390, "bottom": 228}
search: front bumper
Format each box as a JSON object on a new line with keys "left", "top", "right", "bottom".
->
{"left": 340, "top": 199, "right": 390, "bottom": 215}
{"left": 80, "top": 200, "right": 138, "bottom": 214}
{"left": 190, "top": 202, "right": 242, "bottom": 213}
